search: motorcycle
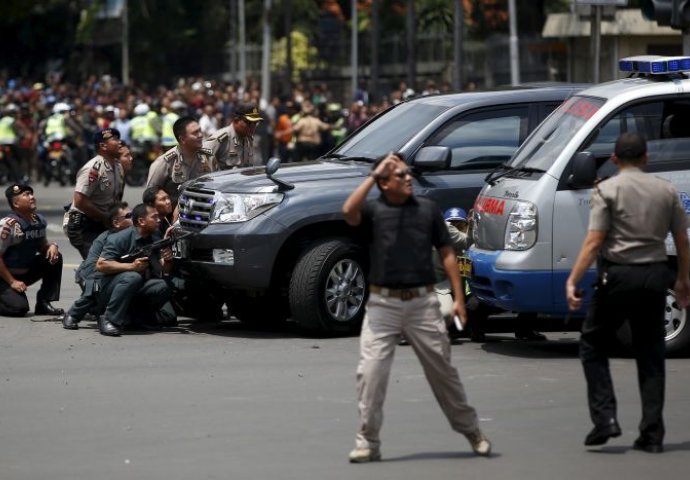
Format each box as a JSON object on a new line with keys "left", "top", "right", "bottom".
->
{"left": 127, "top": 140, "right": 160, "bottom": 186}
{"left": 43, "top": 137, "right": 73, "bottom": 187}
{"left": 0, "top": 144, "right": 23, "bottom": 184}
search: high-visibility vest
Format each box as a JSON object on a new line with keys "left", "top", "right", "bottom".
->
{"left": 0, "top": 116, "right": 17, "bottom": 144}
{"left": 130, "top": 114, "right": 157, "bottom": 141}
{"left": 44, "top": 113, "right": 67, "bottom": 139}
{"left": 161, "top": 112, "right": 179, "bottom": 146}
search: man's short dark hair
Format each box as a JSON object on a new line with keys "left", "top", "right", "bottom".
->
{"left": 142, "top": 186, "right": 164, "bottom": 206}
{"left": 131, "top": 203, "right": 150, "bottom": 225}
{"left": 106, "top": 202, "right": 129, "bottom": 226}
{"left": 614, "top": 132, "right": 647, "bottom": 162}
{"left": 173, "top": 116, "right": 197, "bottom": 142}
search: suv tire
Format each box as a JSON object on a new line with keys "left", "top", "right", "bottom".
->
{"left": 290, "top": 239, "right": 367, "bottom": 334}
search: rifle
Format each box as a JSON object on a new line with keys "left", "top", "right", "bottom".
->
{"left": 118, "top": 230, "right": 194, "bottom": 263}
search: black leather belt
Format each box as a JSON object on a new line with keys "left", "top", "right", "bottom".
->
{"left": 369, "top": 285, "right": 434, "bottom": 301}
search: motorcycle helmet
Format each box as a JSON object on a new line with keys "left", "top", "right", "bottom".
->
{"left": 53, "top": 102, "right": 71, "bottom": 114}
{"left": 134, "top": 103, "right": 150, "bottom": 116}
{"left": 444, "top": 207, "right": 467, "bottom": 223}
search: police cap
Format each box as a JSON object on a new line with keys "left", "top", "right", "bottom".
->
{"left": 93, "top": 128, "right": 121, "bottom": 148}
{"left": 234, "top": 103, "right": 263, "bottom": 123}
{"left": 5, "top": 184, "right": 33, "bottom": 208}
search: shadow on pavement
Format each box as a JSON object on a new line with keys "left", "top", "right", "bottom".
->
{"left": 181, "top": 317, "right": 331, "bottom": 340}
{"left": 591, "top": 439, "right": 690, "bottom": 454}
{"left": 478, "top": 335, "right": 580, "bottom": 359}
{"left": 383, "top": 450, "right": 501, "bottom": 462}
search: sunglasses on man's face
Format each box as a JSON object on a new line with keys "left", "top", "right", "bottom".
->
{"left": 393, "top": 168, "right": 413, "bottom": 179}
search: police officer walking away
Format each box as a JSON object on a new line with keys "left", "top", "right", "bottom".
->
{"left": 203, "top": 103, "right": 262, "bottom": 169}
{"left": 65, "top": 128, "right": 125, "bottom": 259}
{"left": 566, "top": 132, "right": 690, "bottom": 453}
{"left": 0, "top": 184, "right": 64, "bottom": 317}
{"left": 342, "top": 153, "right": 491, "bottom": 463}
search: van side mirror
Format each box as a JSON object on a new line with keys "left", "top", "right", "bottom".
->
{"left": 567, "top": 151, "right": 597, "bottom": 189}
{"left": 413, "top": 146, "right": 451, "bottom": 170}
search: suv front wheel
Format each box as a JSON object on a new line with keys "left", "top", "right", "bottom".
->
{"left": 289, "top": 239, "right": 367, "bottom": 334}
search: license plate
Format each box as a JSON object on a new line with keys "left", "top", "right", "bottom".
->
{"left": 457, "top": 256, "right": 472, "bottom": 278}
{"left": 48, "top": 151, "right": 63, "bottom": 159}
{"left": 173, "top": 239, "right": 189, "bottom": 259}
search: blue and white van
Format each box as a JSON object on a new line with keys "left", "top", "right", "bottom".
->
{"left": 468, "top": 56, "right": 690, "bottom": 354}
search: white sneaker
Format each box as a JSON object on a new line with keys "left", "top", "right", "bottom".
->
{"left": 348, "top": 447, "right": 381, "bottom": 463}
{"left": 465, "top": 430, "right": 492, "bottom": 456}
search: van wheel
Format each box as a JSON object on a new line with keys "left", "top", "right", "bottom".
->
{"left": 290, "top": 239, "right": 367, "bottom": 334}
{"left": 616, "top": 289, "right": 690, "bottom": 356}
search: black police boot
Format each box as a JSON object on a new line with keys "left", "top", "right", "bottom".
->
{"left": 34, "top": 302, "right": 65, "bottom": 316}
{"left": 98, "top": 317, "right": 121, "bottom": 337}
{"left": 62, "top": 314, "right": 80, "bottom": 330}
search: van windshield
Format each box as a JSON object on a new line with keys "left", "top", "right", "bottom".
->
{"left": 334, "top": 102, "right": 450, "bottom": 160}
{"left": 509, "top": 96, "right": 605, "bottom": 171}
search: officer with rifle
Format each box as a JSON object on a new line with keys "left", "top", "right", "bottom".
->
{"left": 94, "top": 203, "right": 176, "bottom": 336}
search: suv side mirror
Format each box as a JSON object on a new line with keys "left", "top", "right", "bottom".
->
{"left": 266, "top": 157, "right": 281, "bottom": 176}
{"left": 413, "top": 146, "right": 451, "bottom": 170}
{"left": 567, "top": 151, "right": 597, "bottom": 189}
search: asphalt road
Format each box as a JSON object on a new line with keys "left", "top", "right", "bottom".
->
{"left": 0, "top": 185, "right": 689, "bottom": 479}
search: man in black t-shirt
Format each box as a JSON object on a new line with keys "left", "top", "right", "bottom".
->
{"left": 342, "top": 153, "right": 491, "bottom": 463}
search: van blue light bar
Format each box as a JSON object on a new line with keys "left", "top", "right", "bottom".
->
{"left": 619, "top": 56, "right": 690, "bottom": 75}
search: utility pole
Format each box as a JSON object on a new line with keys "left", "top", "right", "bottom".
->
{"left": 351, "top": 0, "right": 358, "bottom": 100}
{"left": 261, "top": 0, "right": 272, "bottom": 103}
{"left": 239, "top": 0, "right": 246, "bottom": 87}
{"left": 453, "top": 0, "right": 464, "bottom": 91}
{"left": 508, "top": 0, "right": 520, "bottom": 85}
{"left": 122, "top": 0, "right": 129, "bottom": 85}
{"left": 370, "top": 0, "right": 380, "bottom": 101}
{"left": 590, "top": 5, "right": 602, "bottom": 83}
{"left": 229, "top": 0, "right": 236, "bottom": 83}
{"left": 406, "top": 0, "right": 416, "bottom": 90}
{"left": 285, "top": 0, "right": 293, "bottom": 88}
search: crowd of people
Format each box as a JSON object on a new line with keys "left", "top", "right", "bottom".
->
{"left": 0, "top": 74, "right": 453, "bottom": 186}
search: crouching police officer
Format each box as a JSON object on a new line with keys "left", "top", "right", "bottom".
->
{"left": 0, "top": 184, "right": 64, "bottom": 317}
{"left": 94, "top": 203, "right": 176, "bottom": 336}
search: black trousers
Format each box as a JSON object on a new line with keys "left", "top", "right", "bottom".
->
{"left": 0, "top": 253, "right": 63, "bottom": 317}
{"left": 580, "top": 261, "right": 668, "bottom": 444}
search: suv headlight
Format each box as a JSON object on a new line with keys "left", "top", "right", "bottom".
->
{"left": 209, "top": 192, "right": 283, "bottom": 223}
{"left": 504, "top": 200, "right": 537, "bottom": 251}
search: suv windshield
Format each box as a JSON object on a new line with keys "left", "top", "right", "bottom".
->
{"left": 509, "top": 96, "right": 605, "bottom": 171}
{"left": 334, "top": 102, "right": 450, "bottom": 160}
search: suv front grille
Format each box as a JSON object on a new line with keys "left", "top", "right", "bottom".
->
{"left": 179, "top": 187, "right": 215, "bottom": 230}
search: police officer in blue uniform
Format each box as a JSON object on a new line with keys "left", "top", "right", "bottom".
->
{"left": 0, "top": 184, "right": 64, "bottom": 317}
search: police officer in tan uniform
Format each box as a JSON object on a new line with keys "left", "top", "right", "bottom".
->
{"left": 146, "top": 116, "right": 217, "bottom": 208}
{"left": 65, "top": 128, "right": 125, "bottom": 259}
{"left": 203, "top": 103, "right": 262, "bottom": 169}
{"left": 0, "top": 184, "right": 64, "bottom": 317}
{"left": 566, "top": 132, "right": 690, "bottom": 453}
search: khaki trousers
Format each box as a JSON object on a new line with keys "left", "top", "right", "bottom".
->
{"left": 355, "top": 292, "right": 479, "bottom": 449}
